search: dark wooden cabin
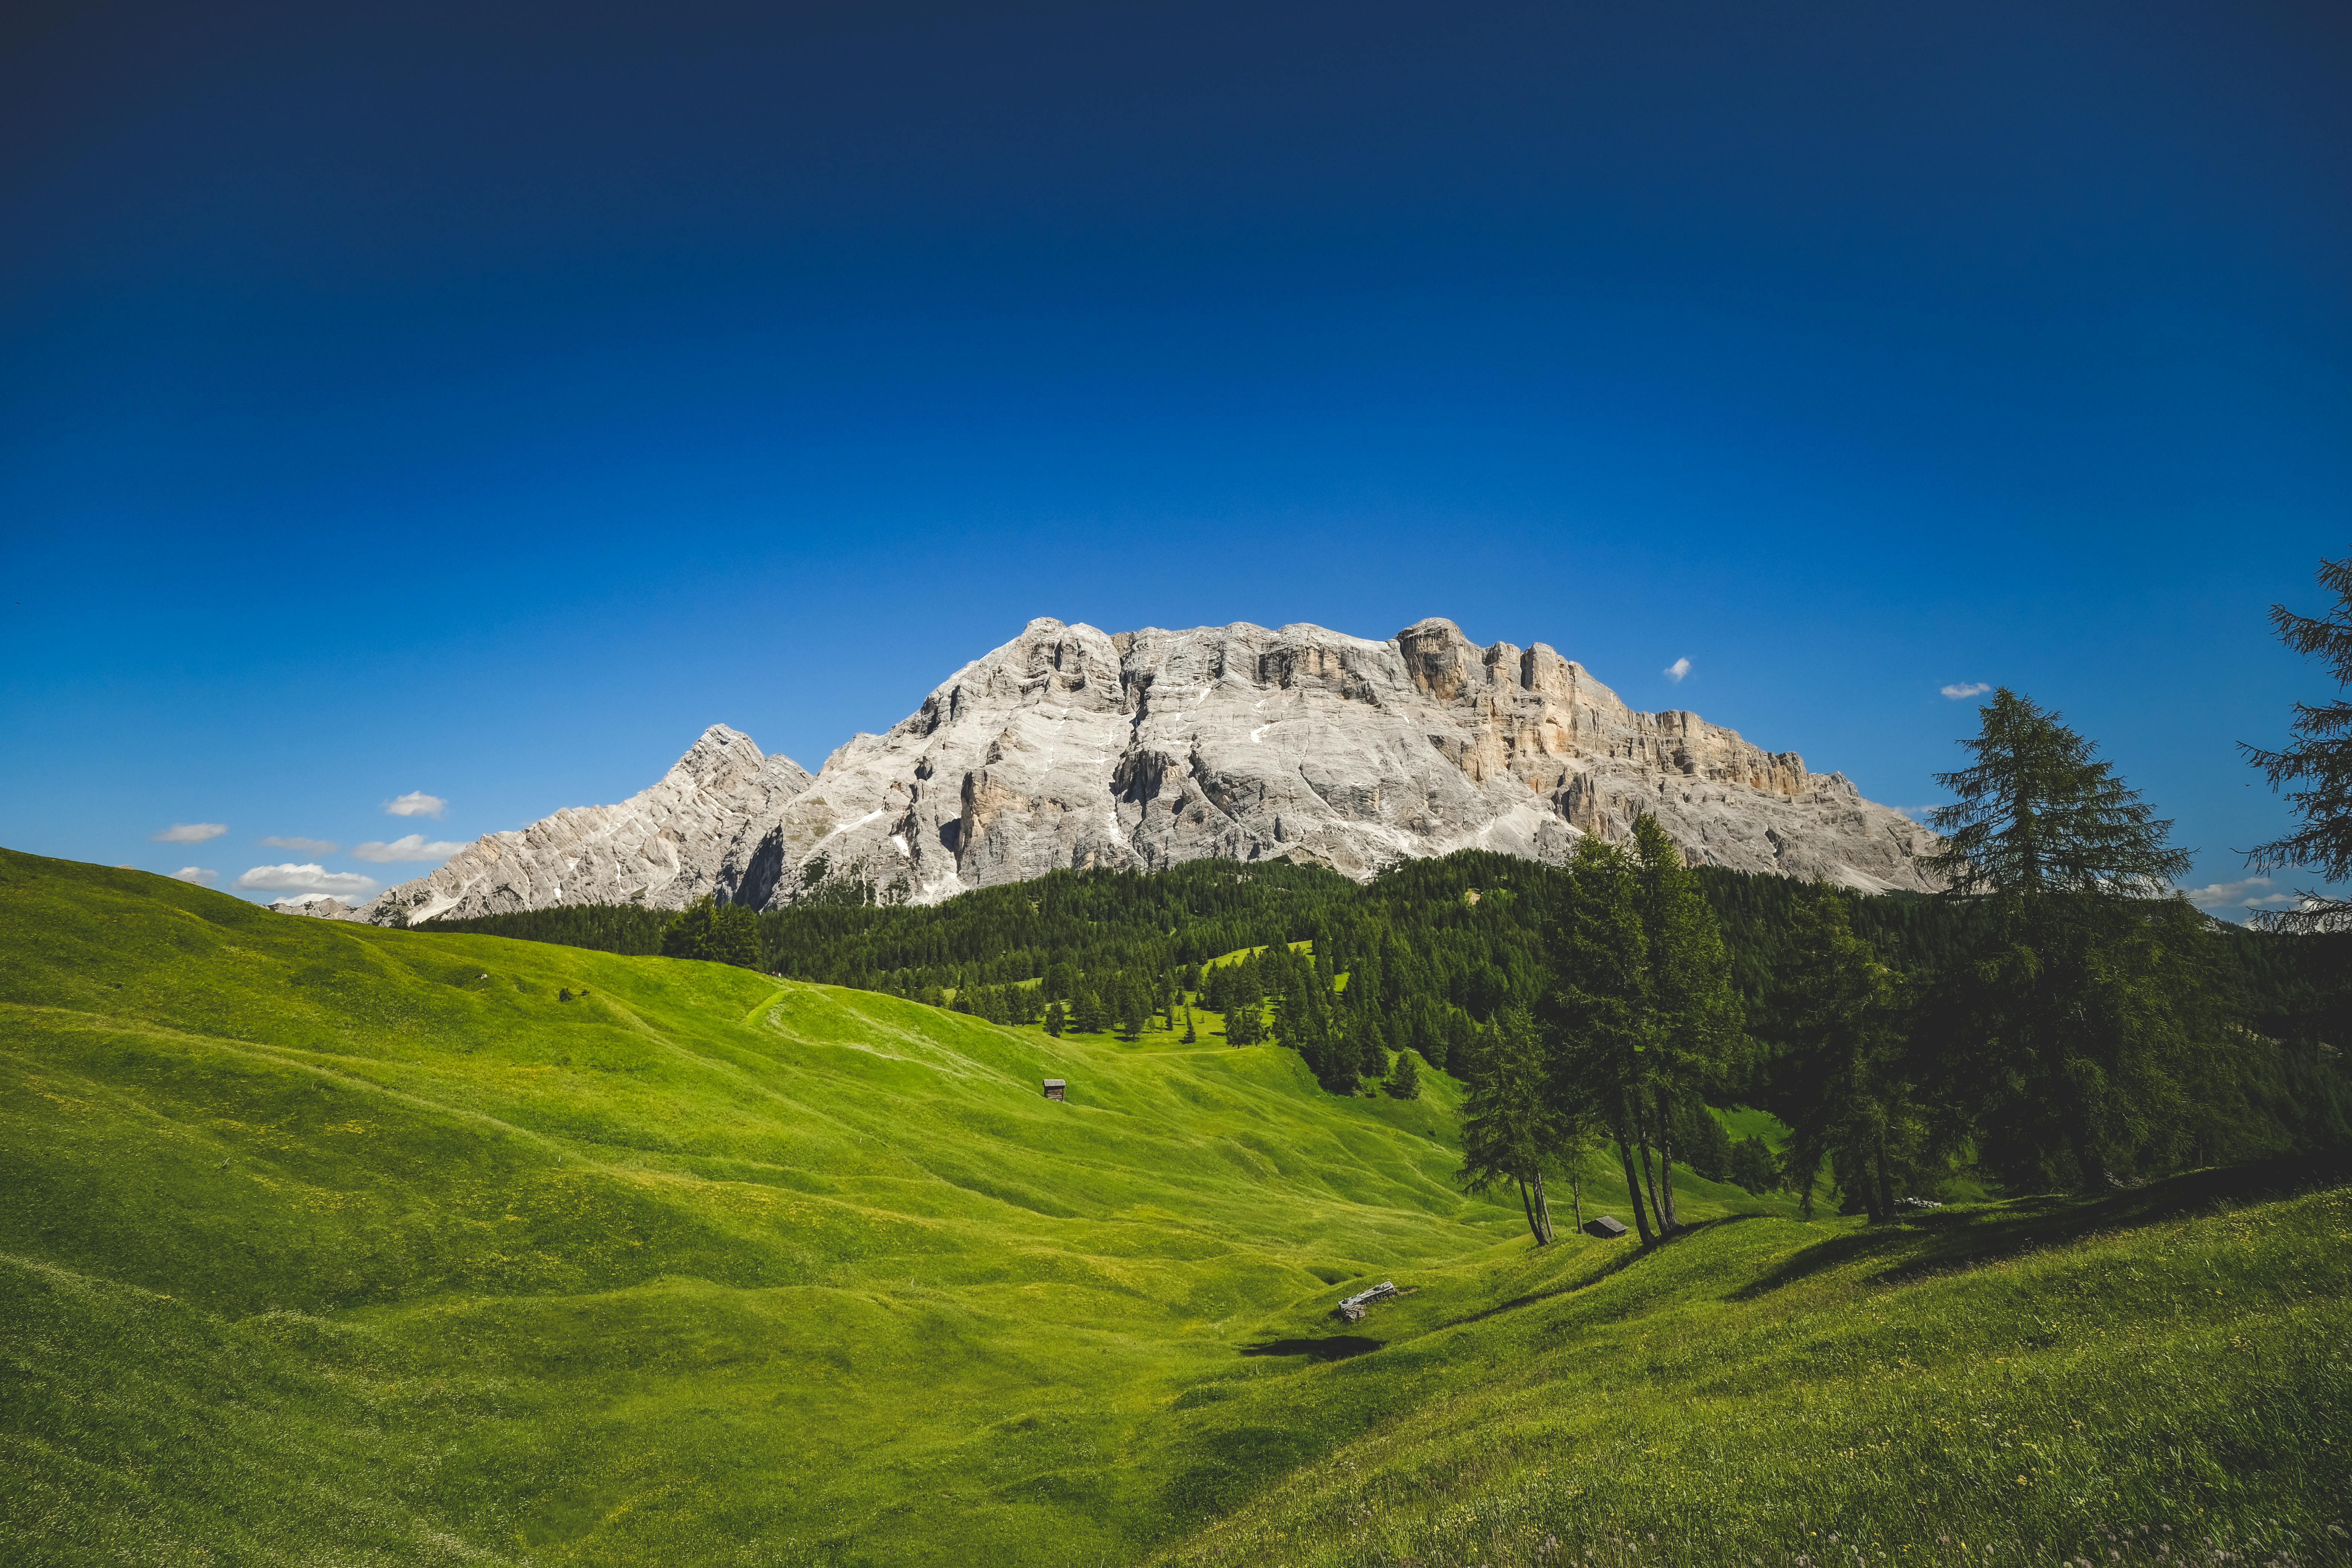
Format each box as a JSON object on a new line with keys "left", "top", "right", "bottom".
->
{"left": 1042, "top": 1078, "right": 1066, "bottom": 1101}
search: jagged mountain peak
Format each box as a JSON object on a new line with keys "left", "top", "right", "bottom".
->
{"left": 338, "top": 614, "right": 1936, "bottom": 924}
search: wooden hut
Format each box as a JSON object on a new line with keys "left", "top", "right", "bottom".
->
{"left": 1582, "top": 1215, "right": 1630, "bottom": 1239}
{"left": 1042, "top": 1078, "right": 1066, "bottom": 1101}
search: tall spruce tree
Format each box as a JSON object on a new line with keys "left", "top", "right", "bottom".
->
{"left": 1925, "top": 689, "right": 2191, "bottom": 899}
{"left": 1548, "top": 835, "right": 1661, "bottom": 1245}
{"left": 1760, "top": 883, "right": 1923, "bottom": 1220}
{"left": 1459, "top": 1006, "right": 1555, "bottom": 1244}
{"left": 1385, "top": 1047, "right": 1423, "bottom": 1100}
{"left": 1921, "top": 692, "right": 2220, "bottom": 1192}
{"left": 2243, "top": 550, "right": 2352, "bottom": 931}
{"left": 1630, "top": 815, "right": 1745, "bottom": 1231}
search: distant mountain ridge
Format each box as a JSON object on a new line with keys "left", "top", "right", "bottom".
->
{"left": 333, "top": 615, "right": 1937, "bottom": 924}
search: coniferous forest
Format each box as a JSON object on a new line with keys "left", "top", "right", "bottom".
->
{"left": 423, "top": 818, "right": 2351, "bottom": 1216}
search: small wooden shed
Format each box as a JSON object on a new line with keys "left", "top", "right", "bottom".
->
{"left": 1582, "top": 1215, "right": 1630, "bottom": 1239}
{"left": 1042, "top": 1078, "right": 1066, "bottom": 1101}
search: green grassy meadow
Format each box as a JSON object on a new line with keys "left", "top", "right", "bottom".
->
{"left": 3, "top": 849, "right": 2347, "bottom": 1567}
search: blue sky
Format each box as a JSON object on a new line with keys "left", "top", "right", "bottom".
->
{"left": 3, "top": 0, "right": 2347, "bottom": 919}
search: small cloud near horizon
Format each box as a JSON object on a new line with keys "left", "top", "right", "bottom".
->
{"left": 1940, "top": 681, "right": 1992, "bottom": 700}
{"left": 352, "top": 834, "right": 465, "bottom": 864}
{"left": 152, "top": 822, "right": 226, "bottom": 843}
{"left": 234, "top": 863, "right": 380, "bottom": 898}
{"left": 168, "top": 867, "right": 218, "bottom": 884}
{"left": 1664, "top": 657, "right": 1691, "bottom": 683}
{"left": 2179, "top": 876, "right": 2303, "bottom": 920}
{"left": 384, "top": 791, "right": 447, "bottom": 818}
{"left": 260, "top": 835, "right": 338, "bottom": 854}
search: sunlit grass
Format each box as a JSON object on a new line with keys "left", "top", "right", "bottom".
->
{"left": 1156, "top": 1169, "right": 2352, "bottom": 1568}
{"left": 3, "top": 848, "right": 2342, "bottom": 1567}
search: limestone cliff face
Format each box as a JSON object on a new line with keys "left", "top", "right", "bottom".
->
{"left": 732, "top": 616, "right": 1936, "bottom": 906}
{"left": 361, "top": 724, "right": 812, "bottom": 925}
{"left": 343, "top": 616, "right": 1936, "bottom": 924}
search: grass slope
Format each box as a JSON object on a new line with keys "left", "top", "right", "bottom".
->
{"left": 1158, "top": 1164, "right": 2352, "bottom": 1568}
{"left": 5, "top": 850, "right": 2345, "bottom": 1568}
{"left": 0, "top": 851, "right": 1773, "bottom": 1566}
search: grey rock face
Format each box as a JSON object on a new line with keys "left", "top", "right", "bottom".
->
{"left": 268, "top": 895, "right": 366, "bottom": 920}
{"left": 348, "top": 617, "right": 1936, "bottom": 923}
{"left": 358, "top": 724, "right": 813, "bottom": 925}
{"left": 738, "top": 616, "right": 1936, "bottom": 906}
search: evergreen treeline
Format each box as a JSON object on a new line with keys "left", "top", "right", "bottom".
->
{"left": 417, "top": 853, "right": 2341, "bottom": 1058}
{"left": 416, "top": 745, "right": 2350, "bottom": 1221}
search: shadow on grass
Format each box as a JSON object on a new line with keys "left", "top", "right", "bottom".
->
{"left": 1240, "top": 1335, "right": 1383, "bottom": 1361}
{"left": 1418, "top": 1214, "right": 1772, "bottom": 1335}
{"left": 1725, "top": 1150, "right": 2352, "bottom": 1303}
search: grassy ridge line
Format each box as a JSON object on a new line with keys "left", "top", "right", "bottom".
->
{"left": 1153, "top": 1163, "right": 2352, "bottom": 1568}
{"left": 2, "top": 849, "right": 1780, "bottom": 1565}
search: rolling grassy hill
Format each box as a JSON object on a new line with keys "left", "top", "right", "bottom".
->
{"left": 3, "top": 849, "right": 2346, "bottom": 1567}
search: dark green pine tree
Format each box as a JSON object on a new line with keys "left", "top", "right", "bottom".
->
{"left": 1759, "top": 882, "right": 1923, "bottom": 1220}
{"left": 1224, "top": 978, "right": 1262, "bottom": 1045}
{"left": 1181, "top": 1006, "right": 1197, "bottom": 1044}
{"left": 1117, "top": 981, "right": 1149, "bottom": 1040}
{"left": 659, "top": 896, "right": 761, "bottom": 968}
{"left": 1727, "top": 1135, "right": 1779, "bottom": 1195}
{"left": 1548, "top": 835, "right": 1661, "bottom": 1245}
{"left": 1352, "top": 1011, "right": 1387, "bottom": 1084}
{"left": 2243, "top": 550, "right": 2352, "bottom": 931}
{"left": 1070, "top": 988, "right": 1105, "bottom": 1034}
{"left": 1925, "top": 689, "right": 2193, "bottom": 899}
{"left": 1043, "top": 1000, "right": 1065, "bottom": 1037}
{"left": 1457, "top": 1006, "right": 1554, "bottom": 1243}
{"left": 1384, "top": 1047, "right": 1423, "bottom": 1100}
{"left": 1630, "top": 815, "right": 1745, "bottom": 1231}
{"left": 1920, "top": 691, "right": 2224, "bottom": 1192}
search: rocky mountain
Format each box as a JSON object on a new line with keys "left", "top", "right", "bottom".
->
{"left": 360, "top": 724, "right": 812, "bottom": 926}
{"left": 266, "top": 895, "right": 365, "bottom": 920}
{"left": 339, "top": 616, "right": 1937, "bottom": 924}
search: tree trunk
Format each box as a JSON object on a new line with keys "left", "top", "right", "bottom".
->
{"left": 1874, "top": 1142, "right": 1896, "bottom": 1222}
{"left": 1614, "top": 1130, "right": 1656, "bottom": 1246}
{"left": 1638, "top": 1138, "right": 1668, "bottom": 1236}
{"left": 1515, "top": 1177, "right": 1541, "bottom": 1243}
{"left": 1572, "top": 1166, "right": 1585, "bottom": 1233}
{"left": 2068, "top": 1127, "right": 2116, "bottom": 1193}
{"left": 1657, "top": 1101, "right": 1680, "bottom": 1231}
{"left": 1529, "top": 1168, "right": 1555, "bottom": 1245}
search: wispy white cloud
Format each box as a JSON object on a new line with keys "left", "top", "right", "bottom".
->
{"left": 168, "top": 867, "right": 218, "bottom": 884}
{"left": 384, "top": 792, "right": 447, "bottom": 818}
{"left": 1663, "top": 657, "right": 1691, "bottom": 683}
{"left": 152, "top": 822, "right": 226, "bottom": 843}
{"left": 352, "top": 834, "right": 465, "bottom": 864}
{"left": 2179, "top": 876, "right": 2304, "bottom": 918}
{"left": 1940, "top": 681, "right": 1992, "bottom": 700}
{"left": 234, "top": 864, "right": 380, "bottom": 898}
{"left": 260, "top": 835, "right": 339, "bottom": 854}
